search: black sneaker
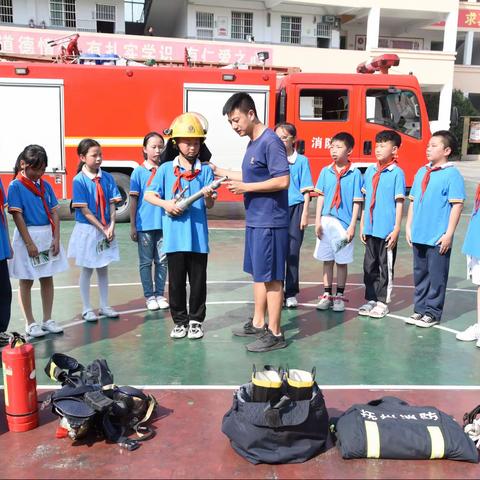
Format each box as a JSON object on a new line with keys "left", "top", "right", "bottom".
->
{"left": 246, "top": 328, "right": 287, "bottom": 352}
{"left": 232, "top": 318, "right": 265, "bottom": 337}
{"left": 416, "top": 313, "right": 439, "bottom": 328}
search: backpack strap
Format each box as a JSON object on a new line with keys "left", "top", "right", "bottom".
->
{"left": 132, "top": 394, "right": 157, "bottom": 441}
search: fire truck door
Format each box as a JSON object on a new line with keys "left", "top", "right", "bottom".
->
{"left": 0, "top": 79, "right": 65, "bottom": 176}
{"left": 184, "top": 84, "right": 269, "bottom": 170}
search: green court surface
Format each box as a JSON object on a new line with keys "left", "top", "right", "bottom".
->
{"left": 4, "top": 164, "right": 480, "bottom": 388}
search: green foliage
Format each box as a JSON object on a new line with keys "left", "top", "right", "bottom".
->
{"left": 450, "top": 89, "right": 480, "bottom": 155}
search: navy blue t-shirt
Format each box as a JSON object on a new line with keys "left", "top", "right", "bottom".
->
{"left": 242, "top": 128, "right": 289, "bottom": 228}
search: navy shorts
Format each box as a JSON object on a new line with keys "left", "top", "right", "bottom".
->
{"left": 244, "top": 226, "right": 288, "bottom": 282}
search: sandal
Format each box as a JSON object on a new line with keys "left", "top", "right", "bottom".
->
{"left": 358, "top": 300, "right": 376, "bottom": 316}
{"left": 369, "top": 302, "right": 389, "bottom": 319}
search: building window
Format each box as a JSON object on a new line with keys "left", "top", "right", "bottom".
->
{"left": 231, "top": 11, "right": 253, "bottom": 40}
{"left": 125, "top": 0, "right": 144, "bottom": 23}
{"left": 366, "top": 89, "right": 421, "bottom": 139}
{"left": 281, "top": 15, "right": 301, "bottom": 44}
{"left": 96, "top": 4, "right": 115, "bottom": 21}
{"left": 196, "top": 11, "right": 214, "bottom": 39}
{"left": 0, "top": 0, "right": 13, "bottom": 23}
{"left": 299, "top": 89, "right": 349, "bottom": 121}
{"left": 50, "top": 0, "right": 76, "bottom": 28}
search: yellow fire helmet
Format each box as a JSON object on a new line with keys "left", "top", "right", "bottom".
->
{"left": 167, "top": 112, "right": 208, "bottom": 139}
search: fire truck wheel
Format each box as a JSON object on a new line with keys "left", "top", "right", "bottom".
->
{"left": 111, "top": 172, "right": 131, "bottom": 223}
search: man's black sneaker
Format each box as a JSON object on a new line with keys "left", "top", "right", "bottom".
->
{"left": 232, "top": 318, "right": 265, "bottom": 337}
{"left": 416, "top": 313, "right": 439, "bottom": 328}
{"left": 246, "top": 328, "right": 287, "bottom": 352}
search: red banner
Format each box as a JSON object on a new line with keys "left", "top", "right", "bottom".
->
{"left": 0, "top": 26, "right": 273, "bottom": 65}
{"left": 434, "top": 8, "right": 480, "bottom": 29}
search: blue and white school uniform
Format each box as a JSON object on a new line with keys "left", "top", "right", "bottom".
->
{"left": 463, "top": 200, "right": 480, "bottom": 286}
{"left": 0, "top": 180, "right": 12, "bottom": 332}
{"left": 67, "top": 167, "right": 121, "bottom": 268}
{"left": 7, "top": 176, "right": 68, "bottom": 280}
{"left": 285, "top": 151, "right": 313, "bottom": 297}
{"left": 409, "top": 162, "right": 465, "bottom": 320}
{"left": 313, "top": 163, "right": 363, "bottom": 264}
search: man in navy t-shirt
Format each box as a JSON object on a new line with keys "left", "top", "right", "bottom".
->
{"left": 211, "top": 92, "right": 290, "bottom": 352}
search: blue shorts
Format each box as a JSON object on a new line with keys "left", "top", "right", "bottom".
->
{"left": 244, "top": 227, "right": 288, "bottom": 282}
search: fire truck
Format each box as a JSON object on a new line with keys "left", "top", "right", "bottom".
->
{"left": 0, "top": 54, "right": 430, "bottom": 222}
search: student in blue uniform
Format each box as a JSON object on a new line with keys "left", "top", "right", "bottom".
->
{"left": 406, "top": 130, "right": 465, "bottom": 327}
{"left": 314, "top": 132, "right": 363, "bottom": 312}
{"left": 456, "top": 182, "right": 480, "bottom": 346}
{"left": 8, "top": 145, "right": 69, "bottom": 338}
{"left": 130, "top": 132, "right": 169, "bottom": 311}
{"left": 274, "top": 122, "right": 313, "bottom": 309}
{"left": 0, "top": 179, "right": 12, "bottom": 345}
{"left": 211, "top": 92, "right": 290, "bottom": 353}
{"left": 68, "top": 138, "right": 122, "bottom": 322}
{"left": 359, "top": 130, "right": 406, "bottom": 319}
{"left": 144, "top": 113, "right": 217, "bottom": 340}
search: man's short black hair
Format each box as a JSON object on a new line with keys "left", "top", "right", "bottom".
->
{"left": 432, "top": 130, "right": 458, "bottom": 158}
{"left": 331, "top": 131, "right": 355, "bottom": 150}
{"left": 375, "top": 129, "right": 402, "bottom": 148}
{"left": 222, "top": 92, "right": 258, "bottom": 117}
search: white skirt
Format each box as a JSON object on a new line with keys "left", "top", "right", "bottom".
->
{"left": 9, "top": 225, "right": 69, "bottom": 280}
{"left": 67, "top": 222, "right": 120, "bottom": 268}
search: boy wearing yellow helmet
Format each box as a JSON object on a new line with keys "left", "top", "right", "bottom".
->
{"left": 144, "top": 112, "right": 216, "bottom": 340}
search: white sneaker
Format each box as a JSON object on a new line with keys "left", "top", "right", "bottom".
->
{"left": 170, "top": 324, "right": 188, "bottom": 339}
{"left": 82, "top": 310, "right": 98, "bottom": 322}
{"left": 156, "top": 296, "right": 170, "bottom": 310}
{"left": 456, "top": 324, "right": 480, "bottom": 342}
{"left": 26, "top": 322, "right": 46, "bottom": 338}
{"left": 188, "top": 320, "right": 204, "bottom": 339}
{"left": 42, "top": 319, "right": 64, "bottom": 334}
{"left": 316, "top": 293, "right": 332, "bottom": 310}
{"left": 146, "top": 296, "right": 159, "bottom": 311}
{"left": 285, "top": 297, "right": 298, "bottom": 308}
{"left": 405, "top": 313, "right": 423, "bottom": 326}
{"left": 332, "top": 294, "right": 345, "bottom": 312}
{"left": 99, "top": 307, "right": 120, "bottom": 318}
{"left": 358, "top": 300, "right": 377, "bottom": 316}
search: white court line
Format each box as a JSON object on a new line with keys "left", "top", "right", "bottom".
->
{"left": 35, "top": 301, "right": 461, "bottom": 338}
{"left": 20, "top": 384, "right": 480, "bottom": 391}
{"left": 13, "top": 280, "right": 478, "bottom": 294}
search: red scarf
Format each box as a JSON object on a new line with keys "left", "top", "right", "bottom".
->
{"left": 144, "top": 164, "right": 157, "bottom": 187}
{"left": 474, "top": 184, "right": 480, "bottom": 216}
{"left": 17, "top": 175, "right": 55, "bottom": 234}
{"left": 420, "top": 164, "right": 442, "bottom": 201}
{"left": 172, "top": 164, "right": 200, "bottom": 195}
{"left": 92, "top": 176, "right": 107, "bottom": 227}
{"left": 329, "top": 162, "right": 351, "bottom": 211}
{"left": 369, "top": 160, "right": 396, "bottom": 223}
{"left": 0, "top": 184, "right": 5, "bottom": 226}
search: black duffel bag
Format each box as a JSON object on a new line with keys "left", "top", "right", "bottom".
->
{"left": 222, "top": 382, "right": 329, "bottom": 464}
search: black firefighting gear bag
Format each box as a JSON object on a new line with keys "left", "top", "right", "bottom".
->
{"left": 221, "top": 366, "right": 329, "bottom": 464}
{"left": 43, "top": 354, "right": 157, "bottom": 451}
{"left": 334, "top": 396, "right": 479, "bottom": 463}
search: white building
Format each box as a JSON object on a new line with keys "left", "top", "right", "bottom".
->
{"left": 2, "top": 0, "right": 476, "bottom": 130}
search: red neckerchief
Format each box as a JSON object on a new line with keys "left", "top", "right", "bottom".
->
{"left": 369, "top": 160, "right": 396, "bottom": 223}
{"left": 172, "top": 164, "right": 200, "bottom": 195}
{"left": 420, "top": 164, "right": 442, "bottom": 201}
{"left": 144, "top": 163, "right": 158, "bottom": 187}
{"left": 329, "top": 162, "right": 351, "bottom": 211}
{"left": 17, "top": 175, "right": 55, "bottom": 234}
{"left": 474, "top": 184, "right": 480, "bottom": 216}
{"left": 0, "top": 184, "right": 5, "bottom": 226}
{"left": 92, "top": 176, "right": 107, "bottom": 227}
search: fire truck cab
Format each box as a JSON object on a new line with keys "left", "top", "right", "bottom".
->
{"left": 0, "top": 56, "right": 429, "bottom": 222}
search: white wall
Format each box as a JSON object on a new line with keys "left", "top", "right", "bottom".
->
{"left": 11, "top": 0, "right": 125, "bottom": 33}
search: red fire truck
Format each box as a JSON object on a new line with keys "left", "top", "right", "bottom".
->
{"left": 0, "top": 54, "right": 429, "bottom": 221}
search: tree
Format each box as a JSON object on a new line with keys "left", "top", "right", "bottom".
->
{"left": 450, "top": 89, "right": 480, "bottom": 155}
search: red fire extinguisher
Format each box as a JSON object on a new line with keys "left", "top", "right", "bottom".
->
{"left": 2, "top": 333, "right": 38, "bottom": 432}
